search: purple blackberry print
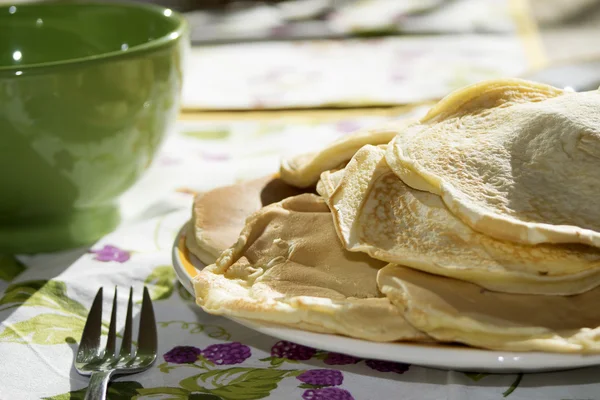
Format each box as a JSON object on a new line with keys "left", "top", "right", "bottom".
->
{"left": 324, "top": 353, "right": 361, "bottom": 365}
{"left": 89, "top": 245, "right": 130, "bottom": 263}
{"left": 366, "top": 359, "right": 410, "bottom": 374}
{"left": 297, "top": 369, "right": 343, "bottom": 386}
{"left": 163, "top": 346, "right": 202, "bottom": 364}
{"left": 202, "top": 342, "right": 251, "bottom": 365}
{"left": 303, "top": 388, "right": 355, "bottom": 400}
{"left": 271, "top": 341, "right": 316, "bottom": 360}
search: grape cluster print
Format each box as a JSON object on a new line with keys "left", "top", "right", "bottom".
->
{"left": 302, "top": 387, "right": 355, "bottom": 400}
{"left": 297, "top": 369, "right": 344, "bottom": 386}
{"left": 271, "top": 340, "right": 317, "bottom": 360}
{"left": 163, "top": 346, "right": 202, "bottom": 364}
{"left": 163, "top": 343, "right": 252, "bottom": 365}
{"left": 202, "top": 342, "right": 252, "bottom": 365}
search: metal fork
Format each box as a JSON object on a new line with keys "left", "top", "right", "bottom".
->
{"left": 75, "top": 287, "right": 158, "bottom": 400}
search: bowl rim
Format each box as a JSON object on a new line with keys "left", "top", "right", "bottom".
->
{"left": 0, "top": 1, "right": 187, "bottom": 75}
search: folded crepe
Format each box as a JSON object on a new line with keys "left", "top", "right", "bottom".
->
{"left": 193, "top": 194, "right": 428, "bottom": 342}
{"left": 186, "top": 175, "right": 307, "bottom": 265}
{"left": 386, "top": 79, "right": 600, "bottom": 247}
{"left": 378, "top": 265, "right": 600, "bottom": 353}
{"left": 280, "top": 119, "right": 412, "bottom": 188}
{"left": 322, "top": 145, "right": 600, "bottom": 295}
{"left": 316, "top": 169, "right": 344, "bottom": 200}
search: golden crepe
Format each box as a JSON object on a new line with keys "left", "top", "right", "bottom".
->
{"left": 192, "top": 78, "right": 600, "bottom": 355}
{"left": 323, "top": 145, "right": 600, "bottom": 295}
{"left": 280, "top": 119, "right": 412, "bottom": 188}
{"left": 193, "top": 194, "right": 428, "bottom": 342}
{"left": 186, "top": 175, "right": 307, "bottom": 265}
{"left": 378, "top": 265, "right": 600, "bottom": 353}
{"left": 317, "top": 144, "right": 385, "bottom": 200}
{"left": 316, "top": 169, "right": 345, "bottom": 200}
{"left": 386, "top": 79, "right": 600, "bottom": 247}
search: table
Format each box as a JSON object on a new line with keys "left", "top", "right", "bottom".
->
{"left": 4, "top": 0, "right": 600, "bottom": 397}
{"left": 2, "top": 111, "right": 600, "bottom": 400}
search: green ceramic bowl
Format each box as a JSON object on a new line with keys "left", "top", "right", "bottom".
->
{"left": 0, "top": 2, "right": 188, "bottom": 253}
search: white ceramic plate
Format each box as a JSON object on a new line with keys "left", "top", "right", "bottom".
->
{"left": 173, "top": 225, "right": 600, "bottom": 373}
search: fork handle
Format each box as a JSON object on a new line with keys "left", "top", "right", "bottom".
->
{"left": 84, "top": 370, "right": 114, "bottom": 400}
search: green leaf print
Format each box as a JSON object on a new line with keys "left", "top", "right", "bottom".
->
{"left": 0, "top": 280, "right": 88, "bottom": 317}
{"left": 144, "top": 266, "right": 176, "bottom": 301}
{"left": 135, "top": 386, "right": 192, "bottom": 399}
{"left": 258, "top": 356, "right": 297, "bottom": 368}
{"left": 182, "top": 129, "right": 230, "bottom": 140}
{"left": 158, "top": 361, "right": 181, "bottom": 374}
{"left": 0, "top": 280, "right": 105, "bottom": 345}
{"left": 187, "top": 395, "right": 223, "bottom": 400}
{"left": 463, "top": 372, "right": 522, "bottom": 397}
{"left": 0, "top": 314, "right": 86, "bottom": 345}
{"left": 298, "top": 383, "right": 328, "bottom": 389}
{"left": 503, "top": 374, "right": 523, "bottom": 397}
{"left": 0, "top": 255, "right": 26, "bottom": 282}
{"left": 0, "top": 280, "right": 46, "bottom": 307}
{"left": 177, "top": 281, "right": 195, "bottom": 302}
{"left": 45, "top": 381, "right": 143, "bottom": 400}
{"left": 180, "top": 368, "right": 301, "bottom": 400}
{"left": 464, "top": 372, "right": 490, "bottom": 382}
{"left": 137, "top": 387, "right": 222, "bottom": 399}
{"left": 252, "top": 124, "right": 286, "bottom": 138}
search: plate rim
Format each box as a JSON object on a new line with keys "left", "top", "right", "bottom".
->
{"left": 172, "top": 224, "right": 600, "bottom": 373}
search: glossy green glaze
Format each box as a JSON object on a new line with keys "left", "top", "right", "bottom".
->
{"left": 0, "top": 2, "right": 188, "bottom": 253}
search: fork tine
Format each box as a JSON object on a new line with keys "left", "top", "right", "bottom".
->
{"left": 77, "top": 288, "right": 103, "bottom": 360}
{"left": 136, "top": 287, "right": 157, "bottom": 357}
{"left": 105, "top": 287, "right": 118, "bottom": 357}
{"left": 118, "top": 287, "right": 134, "bottom": 358}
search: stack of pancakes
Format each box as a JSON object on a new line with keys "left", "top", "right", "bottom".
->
{"left": 189, "top": 79, "right": 600, "bottom": 353}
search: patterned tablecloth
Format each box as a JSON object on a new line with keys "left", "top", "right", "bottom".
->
{"left": 182, "top": 33, "right": 540, "bottom": 110}
{"left": 2, "top": 110, "right": 600, "bottom": 400}
{"left": 181, "top": 0, "right": 545, "bottom": 110}
{"left": 185, "top": 0, "right": 522, "bottom": 43}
